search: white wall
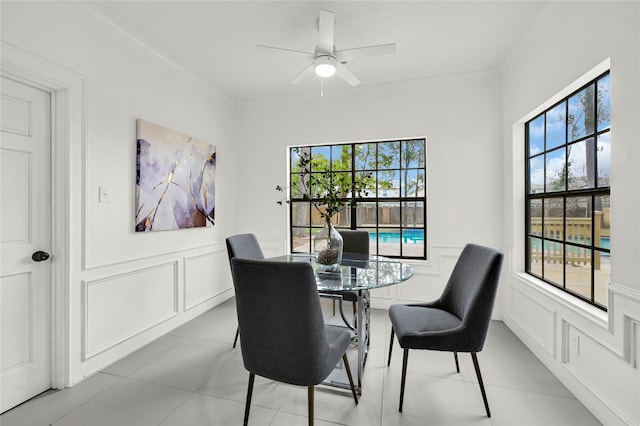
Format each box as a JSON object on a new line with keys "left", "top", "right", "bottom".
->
{"left": 501, "top": 2, "right": 640, "bottom": 425}
{"left": 4, "top": 3, "right": 638, "bottom": 423}
{"left": 238, "top": 71, "right": 505, "bottom": 310}
{"left": 1, "top": 2, "right": 238, "bottom": 385}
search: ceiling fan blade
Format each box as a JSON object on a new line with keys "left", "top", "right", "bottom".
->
{"left": 317, "top": 9, "right": 335, "bottom": 53}
{"left": 336, "top": 43, "right": 396, "bottom": 62}
{"left": 289, "top": 64, "right": 315, "bottom": 84}
{"left": 336, "top": 63, "right": 361, "bottom": 87}
{"left": 257, "top": 44, "right": 312, "bottom": 57}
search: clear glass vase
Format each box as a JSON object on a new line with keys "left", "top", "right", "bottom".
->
{"left": 313, "top": 217, "right": 343, "bottom": 269}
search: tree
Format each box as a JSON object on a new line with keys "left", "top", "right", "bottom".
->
{"left": 566, "top": 79, "right": 610, "bottom": 215}
{"left": 549, "top": 78, "right": 610, "bottom": 193}
{"left": 291, "top": 147, "right": 374, "bottom": 222}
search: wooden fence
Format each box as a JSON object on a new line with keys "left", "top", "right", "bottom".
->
{"left": 530, "top": 211, "right": 602, "bottom": 269}
{"left": 310, "top": 204, "right": 425, "bottom": 227}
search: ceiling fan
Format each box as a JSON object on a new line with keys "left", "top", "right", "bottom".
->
{"left": 257, "top": 9, "right": 396, "bottom": 87}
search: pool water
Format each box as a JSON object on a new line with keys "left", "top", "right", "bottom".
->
{"left": 530, "top": 236, "right": 610, "bottom": 254}
{"left": 370, "top": 230, "right": 424, "bottom": 244}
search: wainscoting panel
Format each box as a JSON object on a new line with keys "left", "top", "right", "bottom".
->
{"left": 370, "top": 285, "right": 392, "bottom": 307}
{"left": 370, "top": 246, "right": 463, "bottom": 309}
{"left": 509, "top": 285, "right": 557, "bottom": 358}
{"left": 184, "top": 249, "right": 231, "bottom": 311}
{"left": 564, "top": 324, "right": 640, "bottom": 426}
{"left": 396, "top": 269, "right": 450, "bottom": 303}
{"left": 397, "top": 248, "right": 460, "bottom": 301}
{"left": 260, "top": 239, "right": 287, "bottom": 259}
{"left": 83, "top": 262, "right": 178, "bottom": 359}
{"left": 634, "top": 320, "right": 640, "bottom": 369}
{"left": 505, "top": 269, "right": 640, "bottom": 425}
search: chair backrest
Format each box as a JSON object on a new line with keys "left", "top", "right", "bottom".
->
{"left": 231, "top": 258, "right": 333, "bottom": 386}
{"left": 439, "top": 243, "right": 503, "bottom": 351}
{"left": 338, "top": 230, "right": 370, "bottom": 255}
{"left": 225, "top": 234, "right": 264, "bottom": 268}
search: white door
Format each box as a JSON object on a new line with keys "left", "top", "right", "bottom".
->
{"left": 1, "top": 76, "right": 52, "bottom": 412}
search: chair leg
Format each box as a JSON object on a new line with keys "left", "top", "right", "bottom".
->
{"left": 387, "top": 328, "right": 395, "bottom": 366}
{"left": 332, "top": 299, "right": 336, "bottom": 316}
{"left": 399, "top": 349, "right": 409, "bottom": 412}
{"left": 471, "top": 352, "right": 491, "bottom": 418}
{"left": 243, "top": 373, "right": 255, "bottom": 426}
{"left": 233, "top": 326, "right": 240, "bottom": 348}
{"left": 343, "top": 354, "right": 358, "bottom": 405}
{"left": 453, "top": 351, "right": 460, "bottom": 373}
{"left": 307, "top": 386, "right": 314, "bottom": 426}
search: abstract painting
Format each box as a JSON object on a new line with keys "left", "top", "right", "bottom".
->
{"left": 136, "top": 119, "right": 216, "bottom": 232}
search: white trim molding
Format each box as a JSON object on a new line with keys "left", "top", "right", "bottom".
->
{"left": 81, "top": 261, "right": 180, "bottom": 360}
{"left": 505, "top": 271, "right": 640, "bottom": 426}
{"left": 183, "top": 244, "right": 232, "bottom": 311}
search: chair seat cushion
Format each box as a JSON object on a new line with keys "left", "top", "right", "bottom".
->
{"left": 389, "top": 304, "right": 464, "bottom": 351}
{"left": 314, "top": 325, "right": 351, "bottom": 383}
{"left": 325, "top": 325, "right": 352, "bottom": 354}
{"left": 280, "top": 325, "right": 351, "bottom": 386}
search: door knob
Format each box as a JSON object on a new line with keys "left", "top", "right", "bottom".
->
{"left": 32, "top": 251, "right": 50, "bottom": 262}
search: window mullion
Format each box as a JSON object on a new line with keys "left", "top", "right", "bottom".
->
{"left": 524, "top": 71, "right": 610, "bottom": 311}
{"left": 289, "top": 140, "right": 426, "bottom": 260}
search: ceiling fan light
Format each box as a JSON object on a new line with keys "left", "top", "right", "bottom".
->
{"left": 314, "top": 55, "right": 337, "bottom": 77}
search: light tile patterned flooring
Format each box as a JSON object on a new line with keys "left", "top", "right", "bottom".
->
{"left": 1, "top": 298, "right": 601, "bottom": 426}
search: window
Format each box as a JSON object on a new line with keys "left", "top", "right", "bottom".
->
{"left": 525, "top": 72, "right": 610, "bottom": 310}
{"left": 289, "top": 139, "right": 426, "bottom": 259}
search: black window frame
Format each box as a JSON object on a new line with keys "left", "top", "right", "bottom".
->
{"left": 289, "top": 139, "right": 427, "bottom": 260}
{"left": 525, "top": 71, "right": 611, "bottom": 311}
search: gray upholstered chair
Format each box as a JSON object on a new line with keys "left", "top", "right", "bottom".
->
{"left": 338, "top": 229, "right": 370, "bottom": 255}
{"left": 387, "top": 243, "right": 503, "bottom": 416}
{"left": 231, "top": 258, "right": 358, "bottom": 426}
{"left": 225, "top": 234, "right": 265, "bottom": 348}
{"left": 322, "top": 230, "right": 370, "bottom": 325}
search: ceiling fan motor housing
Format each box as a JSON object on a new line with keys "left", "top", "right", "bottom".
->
{"left": 314, "top": 54, "right": 337, "bottom": 77}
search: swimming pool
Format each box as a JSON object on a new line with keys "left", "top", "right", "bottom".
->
{"left": 369, "top": 229, "right": 424, "bottom": 244}
{"left": 530, "top": 236, "right": 610, "bottom": 254}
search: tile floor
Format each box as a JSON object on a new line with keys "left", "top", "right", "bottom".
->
{"left": 1, "top": 298, "right": 601, "bottom": 426}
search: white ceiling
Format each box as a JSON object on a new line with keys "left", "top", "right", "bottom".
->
{"left": 81, "top": 1, "right": 549, "bottom": 102}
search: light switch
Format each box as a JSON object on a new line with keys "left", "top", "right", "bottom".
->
{"left": 99, "top": 186, "right": 112, "bottom": 203}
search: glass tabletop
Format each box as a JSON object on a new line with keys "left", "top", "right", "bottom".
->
{"left": 266, "top": 253, "right": 414, "bottom": 291}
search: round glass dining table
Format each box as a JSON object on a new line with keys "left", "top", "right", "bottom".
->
{"left": 266, "top": 253, "right": 414, "bottom": 394}
{"left": 268, "top": 252, "right": 414, "bottom": 290}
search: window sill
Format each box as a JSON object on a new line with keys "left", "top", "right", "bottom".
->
{"left": 511, "top": 271, "right": 609, "bottom": 328}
